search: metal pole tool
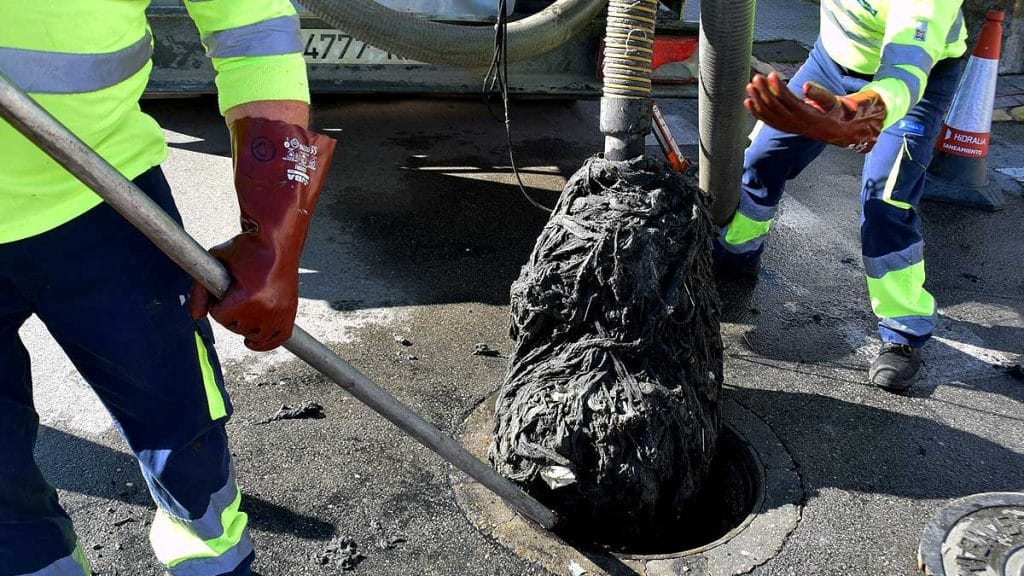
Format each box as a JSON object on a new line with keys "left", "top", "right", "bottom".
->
{"left": 0, "top": 71, "right": 557, "bottom": 530}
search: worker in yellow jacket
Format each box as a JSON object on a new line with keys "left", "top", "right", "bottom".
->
{"left": 0, "top": 2, "right": 335, "bottom": 574}
{"left": 715, "top": 0, "right": 968, "bottom": 393}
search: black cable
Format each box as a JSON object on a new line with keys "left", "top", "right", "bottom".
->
{"left": 484, "top": 0, "right": 553, "bottom": 213}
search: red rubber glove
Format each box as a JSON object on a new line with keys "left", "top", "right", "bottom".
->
{"left": 744, "top": 72, "right": 887, "bottom": 153}
{"left": 189, "top": 117, "right": 337, "bottom": 351}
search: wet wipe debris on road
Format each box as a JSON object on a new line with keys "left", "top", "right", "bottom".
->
{"left": 314, "top": 537, "right": 365, "bottom": 571}
{"left": 256, "top": 401, "right": 326, "bottom": 424}
{"left": 471, "top": 343, "right": 501, "bottom": 357}
{"left": 369, "top": 519, "right": 406, "bottom": 551}
{"left": 490, "top": 156, "right": 724, "bottom": 546}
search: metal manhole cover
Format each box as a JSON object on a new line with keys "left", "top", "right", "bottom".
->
{"left": 919, "top": 492, "right": 1024, "bottom": 576}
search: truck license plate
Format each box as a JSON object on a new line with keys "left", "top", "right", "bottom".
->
{"left": 300, "top": 30, "right": 419, "bottom": 64}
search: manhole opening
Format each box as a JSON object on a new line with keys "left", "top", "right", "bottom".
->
{"left": 549, "top": 424, "right": 764, "bottom": 556}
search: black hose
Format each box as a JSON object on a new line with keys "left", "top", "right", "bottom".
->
{"left": 300, "top": 0, "right": 608, "bottom": 68}
{"left": 699, "top": 0, "right": 757, "bottom": 225}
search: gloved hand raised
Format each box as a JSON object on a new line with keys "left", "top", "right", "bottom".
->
{"left": 189, "top": 117, "right": 336, "bottom": 351}
{"left": 744, "top": 71, "right": 887, "bottom": 153}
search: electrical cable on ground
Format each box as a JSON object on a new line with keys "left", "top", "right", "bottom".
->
{"left": 484, "top": 0, "right": 554, "bottom": 213}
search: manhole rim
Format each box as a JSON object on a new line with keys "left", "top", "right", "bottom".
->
{"left": 451, "top": 392, "right": 804, "bottom": 576}
{"left": 918, "top": 491, "right": 1024, "bottom": 576}
{"left": 614, "top": 420, "right": 767, "bottom": 561}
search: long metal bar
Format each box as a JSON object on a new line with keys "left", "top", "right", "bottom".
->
{"left": 0, "top": 71, "right": 557, "bottom": 530}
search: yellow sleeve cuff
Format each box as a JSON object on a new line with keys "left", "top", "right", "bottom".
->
{"left": 212, "top": 54, "right": 311, "bottom": 115}
{"left": 863, "top": 78, "right": 910, "bottom": 131}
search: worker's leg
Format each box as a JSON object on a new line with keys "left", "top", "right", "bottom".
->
{"left": 29, "top": 167, "right": 253, "bottom": 575}
{"left": 860, "top": 56, "right": 965, "bottom": 349}
{"left": 0, "top": 279, "right": 90, "bottom": 574}
{"left": 717, "top": 38, "right": 845, "bottom": 263}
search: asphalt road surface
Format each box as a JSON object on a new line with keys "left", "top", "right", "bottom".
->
{"left": 21, "top": 95, "right": 1024, "bottom": 575}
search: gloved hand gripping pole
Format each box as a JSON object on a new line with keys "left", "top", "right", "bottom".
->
{"left": 600, "top": 0, "right": 658, "bottom": 160}
{"left": 0, "top": 71, "right": 557, "bottom": 531}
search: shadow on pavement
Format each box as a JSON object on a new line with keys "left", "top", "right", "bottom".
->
{"left": 147, "top": 98, "right": 1023, "bottom": 363}
{"left": 302, "top": 165, "right": 555, "bottom": 309}
{"left": 717, "top": 274, "right": 869, "bottom": 367}
{"left": 146, "top": 97, "right": 600, "bottom": 311}
{"left": 728, "top": 388, "right": 1024, "bottom": 501}
{"left": 34, "top": 426, "right": 336, "bottom": 540}
{"left": 35, "top": 381, "right": 1023, "bottom": 529}
{"left": 716, "top": 259, "right": 1023, "bottom": 387}
{"left": 146, "top": 96, "right": 230, "bottom": 157}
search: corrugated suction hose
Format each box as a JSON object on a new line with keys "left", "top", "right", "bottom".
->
{"left": 300, "top": 0, "right": 608, "bottom": 68}
{"left": 602, "top": 0, "right": 657, "bottom": 98}
{"left": 600, "top": 0, "right": 658, "bottom": 161}
{"left": 699, "top": 0, "right": 757, "bottom": 225}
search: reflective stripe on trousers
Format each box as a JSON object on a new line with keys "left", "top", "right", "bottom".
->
{"left": 0, "top": 168, "right": 249, "bottom": 575}
{"left": 150, "top": 474, "right": 253, "bottom": 576}
{"left": 719, "top": 210, "right": 772, "bottom": 254}
{"left": 0, "top": 32, "right": 152, "bottom": 94}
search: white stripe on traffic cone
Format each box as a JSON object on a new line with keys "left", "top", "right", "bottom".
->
{"left": 925, "top": 10, "right": 1006, "bottom": 210}
{"left": 935, "top": 11, "right": 1003, "bottom": 158}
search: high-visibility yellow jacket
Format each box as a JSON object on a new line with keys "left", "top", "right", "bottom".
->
{"left": 820, "top": 0, "right": 968, "bottom": 129}
{"left": 0, "top": 0, "right": 310, "bottom": 244}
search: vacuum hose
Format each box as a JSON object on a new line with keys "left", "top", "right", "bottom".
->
{"left": 303, "top": 0, "right": 755, "bottom": 223}
{"left": 699, "top": 0, "right": 757, "bottom": 224}
{"left": 599, "top": 0, "right": 657, "bottom": 160}
{"left": 300, "top": 0, "right": 608, "bottom": 67}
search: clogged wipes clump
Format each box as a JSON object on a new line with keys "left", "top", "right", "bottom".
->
{"left": 490, "top": 156, "right": 723, "bottom": 546}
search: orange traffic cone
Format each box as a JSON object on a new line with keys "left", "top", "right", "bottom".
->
{"left": 925, "top": 10, "right": 1006, "bottom": 210}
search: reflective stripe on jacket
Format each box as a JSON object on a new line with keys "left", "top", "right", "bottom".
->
{"left": 0, "top": 0, "right": 310, "bottom": 244}
{"left": 819, "top": 0, "right": 968, "bottom": 129}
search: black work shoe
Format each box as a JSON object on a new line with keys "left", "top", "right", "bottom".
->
{"left": 870, "top": 344, "right": 922, "bottom": 393}
{"left": 713, "top": 237, "right": 763, "bottom": 280}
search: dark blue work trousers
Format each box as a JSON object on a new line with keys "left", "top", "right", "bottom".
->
{"left": 0, "top": 168, "right": 253, "bottom": 575}
{"left": 719, "top": 39, "right": 964, "bottom": 347}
